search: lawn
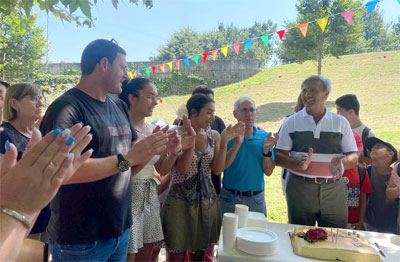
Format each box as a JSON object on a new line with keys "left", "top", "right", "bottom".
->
{"left": 149, "top": 50, "right": 400, "bottom": 223}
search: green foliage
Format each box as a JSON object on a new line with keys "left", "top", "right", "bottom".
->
{"left": 151, "top": 21, "right": 277, "bottom": 67}
{"left": 279, "top": 0, "right": 364, "bottom": 75}
{"left": 391, "top": 17, "right": 400, "bottom": 49}
{"left": 0, "top": 13, "right": 47, "bottom": 83}
{"left": 0, "top": 0, "right": 153, "bottom": 28}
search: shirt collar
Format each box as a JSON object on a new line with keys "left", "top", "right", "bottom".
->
{"left": 301, "top": 106, "right": 331, "bottom": 121}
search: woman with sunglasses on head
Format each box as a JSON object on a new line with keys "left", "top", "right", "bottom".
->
{"left": 0, "top": 82, "right": 48, "bottom": 241}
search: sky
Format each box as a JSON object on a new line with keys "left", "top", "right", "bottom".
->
{"left": 35, "top": 0, "right": 400, "bottom": 63}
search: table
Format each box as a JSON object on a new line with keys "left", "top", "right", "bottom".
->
{"left": 217, "top": 222, "right": 400, "bottom": 262}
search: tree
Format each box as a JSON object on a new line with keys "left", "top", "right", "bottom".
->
{"left": 0, "top": 13, "right": 47, "bottom": 82}
{"left": 279, "top": 0, "right": 364, "bottom": 75}
{"left": 389, "top": 17, "right": 400, "bottom": 50}
{"left": 0, "top": 0, "right": 153, "bottom": 28}
{"left": 151, "top": 21, "right": 277, "bottom": 66}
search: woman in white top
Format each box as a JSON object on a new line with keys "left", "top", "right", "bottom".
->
{"left": 119, "top": 78, "right": 194, "bottom": 262}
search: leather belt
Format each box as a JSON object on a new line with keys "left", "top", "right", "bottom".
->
{"left": 300, "top": 176, "right": 339, "bottom": 184}
{"left": 223, "top": 186, "right": 263, "bottom": 197}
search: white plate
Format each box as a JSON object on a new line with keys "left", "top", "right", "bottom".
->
{"left": 236, "top": 227, "right": 278, "bottom": 256}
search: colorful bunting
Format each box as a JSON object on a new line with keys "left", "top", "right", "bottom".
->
{"left": 317, "top": 17, "right": 329, "bottom": 32}
{"left": 233, "top": 42, "right": 241, "bottom": 55}
{"left": 244, "top": 38, "right": 252, "bottom": 51}
{"left": 183, "top": 57, "right": 190, "bottom": 67}
{"left": 128, "top": 71, "right": 133, "bottom": 79}
{"left": 193, "top": 55, "right": 199, "bottom": 65}
{"left": 221, "top": 46, "right": 228, "bottom": 57}
{"left": 365, "top": 0, "right": 378, "bottom": 14}
{"left": 167, "top": 62, "right": 173, "bottom": 71}
{"left": 151, "top": 66, "right": 156, "bottom": 74}
{"left": 211, "top": 49, "right": 218, "bottom": 61}
{"left": 341, "top": 9, "right": 354, "bottom": 25}
{"left": 145, "top": 67, "right": 150, "bottom": 76}
{"left": 260, "top": 35, "right": 269, "bottom": 46}
{"left": 202, "top": 52, "right": 209, "bottom": 63}
{"left": 175, "top": 60, "right": 180, "bottom": 70}
{"left": 134, "top": 70, "right": 137, "bottom": 78}
{"left": 277, "top": 30, "right": 285, "bottom": 40}
{"left": 297, "top": 23, "right": 309, "bottom": 37}
{"left": 159, "top": 64, "right": 165, "bottom": 72}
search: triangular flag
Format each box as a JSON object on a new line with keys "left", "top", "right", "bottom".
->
{"left": 341, "top": 9, "right": 354, "bottom": 25}
{"left": 137, "top": 68, "right": 142, "bottom": 72}
{"left": 133, "top": 70, "right": 137, "bottom": 78}
{"left": 193, "top": 55, "right": 199, "bottom": 65}
{"left": 151, "top": 66, "right": 156, "bottom": 74}
{"left": 277, "top": 30, "right": 285, "bottom": 40}
{"left": 244, "top": 38, "right": 252, "bottom": 51}
{"left": 233, "top": 42, "right": 240, "bottom": 55}
{"left": 175, "top": 60, "right": 180, "bottom": 70}
{"left": 316, "top": 17, "right": 329, "bottom": 32}
{"left": 211, "top": 50, "right": 218, "bottom": 60}
{"left": 365, "top": 0, "right": 378, "bottom": 14}
{"left": 128, "top": 71, "right": 133, "bottom": 79}
{"left": 145, "top": 67, "right": 150, "bottom": 76}
{"left": 297, "top": 23, "right": 309, "bottom": 37}
{"left": 183, "top": 57, "right": 190, "bottom": 67}
{"left": 202, "top": 52, "right": 208, "bottom": 63}
{"left": 259, "top": 35, "right": 269, "bottom": 46}
{"left": 159, "top": 64, "right": 165, "bottom": 72}
{"left": 221, "top": 46, "right": 228, "bottom": 57}
{"left": 167, "top": 62, "right": 173, "bottom": 71}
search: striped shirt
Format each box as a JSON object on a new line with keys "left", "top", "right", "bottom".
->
{"left": 276, "top": 107, "right": 357, "bottom": 178}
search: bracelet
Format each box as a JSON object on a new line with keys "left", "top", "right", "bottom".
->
{"left": 1, "top": 207, "right": 31, "bottom": 229}
{"left": 172, "top": 149, "right": 184, "bottom": 157}
{"left": 263, "top": 150, "right": 272, "bottom": 158}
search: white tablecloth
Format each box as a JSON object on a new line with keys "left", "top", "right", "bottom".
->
{"left": 217, "top": 222, "right": 400, "bottom": 262}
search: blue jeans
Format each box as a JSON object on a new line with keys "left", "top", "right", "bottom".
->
{"left": 220, "top": 187, "right": 267, "bottom": 216}
{"left": 49, "top": 229, "right": 130, "bottom": 262}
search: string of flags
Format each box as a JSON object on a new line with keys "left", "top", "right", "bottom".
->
{"left": 41, "top": 0, "right": 386, "bottom": 90}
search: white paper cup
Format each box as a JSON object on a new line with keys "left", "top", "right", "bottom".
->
{"left": 235, "top": 204, "right": 249, "bottom": 228}
{"left": 223, "top": 213, "right": 239, "bottom": 250}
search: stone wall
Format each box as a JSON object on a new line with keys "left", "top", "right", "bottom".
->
{"left": 48, "top": 59, "right": 261, "bottom": 87}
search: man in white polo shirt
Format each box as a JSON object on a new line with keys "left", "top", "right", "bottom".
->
{"left": 275, "top": 75, "right": 359, "bottom": 228}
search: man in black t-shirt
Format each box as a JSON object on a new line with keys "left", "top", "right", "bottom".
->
{"left": 40, "top": 39, "right": 169, "bottom": 261}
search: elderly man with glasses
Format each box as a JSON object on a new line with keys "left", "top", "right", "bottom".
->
{"left": 220, "top": 96, "right": 278, "bottom": 216}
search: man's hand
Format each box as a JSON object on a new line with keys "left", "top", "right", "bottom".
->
{"left": 222, "top": 122, "right": 245, "bottom": 144}
{"left": 390, "top": 163, "right": 400, "bottom": 189}
{"left": 126, "top": 131, "right": 169, "bottom": 166}
{"left": 298, "top": 148, "right": 313, "bottom": 170}
{"left": 263, "top": 132, "right": 279, "bottom": 154}
{"left": 330, "top": 155, "right": 346, "bottom": 179}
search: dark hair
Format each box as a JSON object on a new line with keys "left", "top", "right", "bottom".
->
{"left": 119, "top": 78, "right": 152, "bottom": 108}
{"left": 81, "top": 39, "right": 127, "bottom": 75}
{"left": 335, "top": 94, "right": 360, "bottom": 115}
{"left": 186, "top": 94, "right": 214, "bottom": 118}
{"left": 192, "top": 85, "right": 214, "bottom": 97}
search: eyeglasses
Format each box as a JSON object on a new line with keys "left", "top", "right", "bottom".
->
{"left": 30, "top": 95, "right": 44, "bottom": 104}
{"left": 239, "top": 108, "right": 256, "bottom": 114}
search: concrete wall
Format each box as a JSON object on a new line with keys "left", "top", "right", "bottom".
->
{"left": 48, "top": 59, "right": 261, "bottom": 87}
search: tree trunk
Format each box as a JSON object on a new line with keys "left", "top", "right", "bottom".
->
{"left": 317, "top": 58, "right": 322, "bottom": 75}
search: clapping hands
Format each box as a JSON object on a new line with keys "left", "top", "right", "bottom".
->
{"left": 263, "top": 132, "right": 279, "bottom": 154}
{"left": 222, "top": 122, "right": 245, "bottom": 144}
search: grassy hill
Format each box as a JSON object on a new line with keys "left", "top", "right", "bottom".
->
{"left": 150, "top": 50, "right": 400, "bottom": 223}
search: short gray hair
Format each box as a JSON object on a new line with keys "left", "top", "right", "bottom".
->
{"left": 234, "top": 96, "right": 256, "bottom": 111}
{"left": 301, "top": 75, "right": 331, "bottom": 92}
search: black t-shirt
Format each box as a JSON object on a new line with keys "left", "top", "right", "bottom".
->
{"left": 40, "top": 88, "right": 137, "bottom": 244}
{"left": 209, "top": 115, "right": 226, "bottom": 194}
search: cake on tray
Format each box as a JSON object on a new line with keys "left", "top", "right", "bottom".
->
{"left": 289, "top": 226, "right": 380, "bottom": 262}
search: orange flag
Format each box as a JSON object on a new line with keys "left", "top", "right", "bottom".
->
{"left": 211, "top": 49, "right": 218, "bottom": 61}
{"left": 298, "top": 23, "right": 309, "bottom": 37}
{"left": 167, "top": 62, "right": 173, "bottom": 71}
{"left": 221, "top": 46, "right": 228, "bottom": 57}
{"left": 317, "top": 17, "right": 329, "bottom": 32}
{"left": 160, "top": 64, "right": 165, "bottom": 72}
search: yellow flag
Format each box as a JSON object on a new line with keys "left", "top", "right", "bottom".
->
{"left": 298, "top": 23, "right": 309, "bottom": 37}
{"left": 211, "top": 49, "right": 218, "bottom": 61}
{"left": 221, "top": 46, "right": 228, "bottom": 57}
{"left": 128, "top": 71, "right": 133, "bottom": 79}
{"left": 160, "top": 64, "right": 165, "bottom": 72}
{"left": 167, "top": 62, "right": 173, "bottom": 71}
{"left": 317, "top": 17, "right": 329, "bottom": 32}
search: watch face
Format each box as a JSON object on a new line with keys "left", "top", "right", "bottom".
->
{"left": 118, "top": 160, "right": 130, "bottom": 172}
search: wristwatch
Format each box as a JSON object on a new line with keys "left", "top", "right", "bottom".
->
{"left": 263, "top": 150, "right": 272, "bottom": 158}
{"left": 117, "top": 154, "right": 131, "bottom": 172}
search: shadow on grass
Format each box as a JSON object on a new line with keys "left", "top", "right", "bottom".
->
{"left": 255, "top": 101, "right": 335, "bottom": 123}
